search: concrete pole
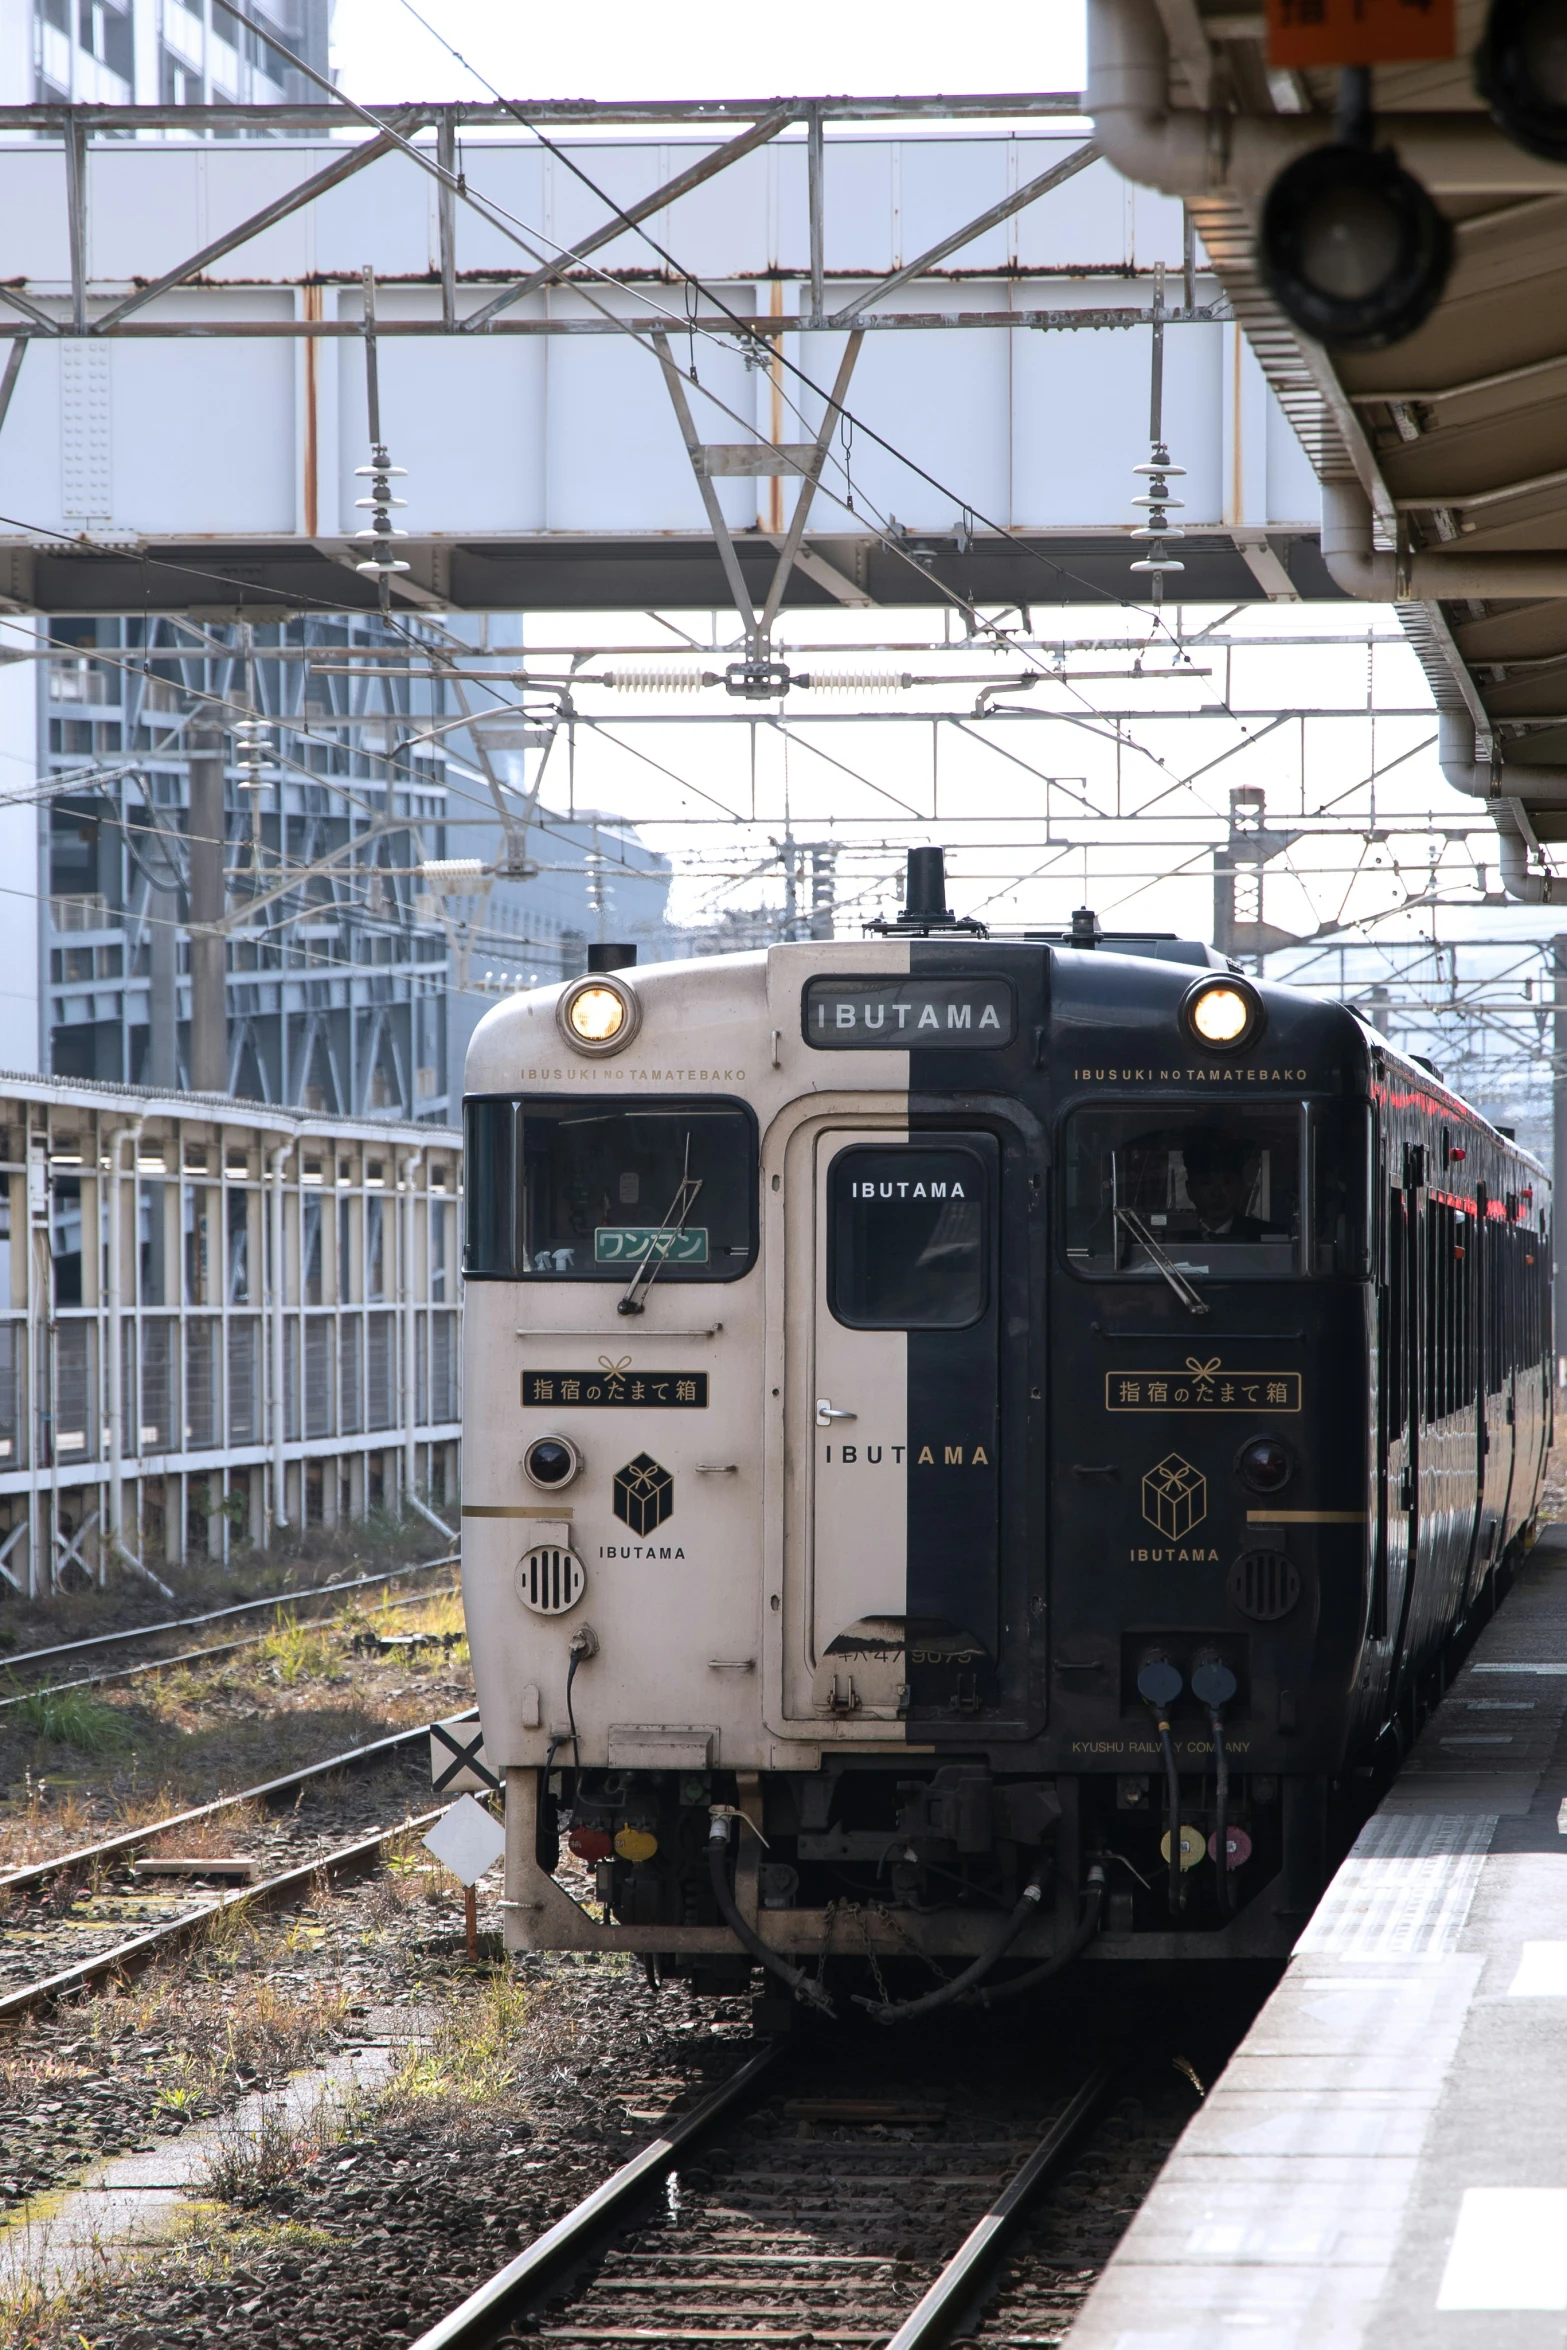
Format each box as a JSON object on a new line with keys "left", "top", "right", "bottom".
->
{"left": 147, "top": 881, "right": 178, "bottom": 1089}
{"left": 187, "top": 722, "right": 228, "bottom": 1095}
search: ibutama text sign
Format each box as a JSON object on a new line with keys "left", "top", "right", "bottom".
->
{"left": 1266, "top": 0, "right": 1455, "bottom": 66}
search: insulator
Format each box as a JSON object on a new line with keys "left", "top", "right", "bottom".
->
{"left": 423, "top": 858, "right": 488, "bottom": 888}
{"left": 1130, "top": 555, "right": 1186, "bottom": 573}
{"left": 1130, "top": 494, "right": 1185, "bottom": 510}
{"left": 597, "top": 667, "right": 711, "bottom": 692}
{"left": 1132, "top": 460, "right": 1187, "bottom": 478}
{"left": 796, "top": 670, "right": 914, "bottom": 692}
{"left": 354, "top": 496, "right": 409, "bottom": 510}
{"left": 1130, "top": 523, "right": 1186, "bottom": 540}
{"left": 355, "top": 557, "right": 412, "bottom": 576}
{"left": 354, "top": 525, "right": 409, "bottom": 541}
{"left": 354, "top": 462, "right": 408, "bottom": 477}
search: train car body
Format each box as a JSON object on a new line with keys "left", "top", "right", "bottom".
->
{"left": 459, "top": 880, "right": 1551, "bottom": 1983}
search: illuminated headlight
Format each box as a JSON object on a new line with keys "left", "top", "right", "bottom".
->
{"left": 1184, "top": 979, "right": 1263, "bottom": 1051}
{"left": 556, "top": 973, "right": 639, "bottom": 1055}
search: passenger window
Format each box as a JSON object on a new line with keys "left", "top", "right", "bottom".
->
{"left": 829, "top": 1146, "right": 987, "bottom": 1329}
{"left": 463, "top": 1095, "right": 757, "bottom": 1282}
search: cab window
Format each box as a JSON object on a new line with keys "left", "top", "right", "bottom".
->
{"left": 464, "top": 1096, "right": 757, "bottom": 1281}
{"left": 1062, "top": 1105, "right": 1367, "bottom": 1281}
{"left": 829, "top": 1144, "right": 988, "bottom": 1328}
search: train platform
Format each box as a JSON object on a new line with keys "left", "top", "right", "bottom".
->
{"left": 1068, "top": 1525, "right": 1567, "bottom": 2350}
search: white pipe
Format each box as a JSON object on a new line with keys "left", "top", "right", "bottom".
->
{"left": 1436, "top": 710, "right": 1567, "bottom": 803}
{"left": 1498, "top": 832, "right": 1565, "bottom": 902}
{"left": 103, "top": 1116, "right": 141, "bottom": 1572}
{"left": 1086, "top": 0, "right": 1567, "bottom": 200}
{"left": 1321, "top": 479, "right": 1567, "bottom": 601}
{"left": 400, "top": 1147, "right": 424, "bottom": 1513}
{"left": 267, "top": 1138, "right": 290, "bottom": 1530}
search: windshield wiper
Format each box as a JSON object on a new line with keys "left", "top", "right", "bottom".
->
{"left": 619, "top": 1142, "right": 704, "bottom": 1316}
{"left": 1114, "top": 1206, "right": 1209, "bottom": 1318}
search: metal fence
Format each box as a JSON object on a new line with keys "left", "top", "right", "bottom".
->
{"left": 0, "top": 1071, "right": 461, "bottom": 1597}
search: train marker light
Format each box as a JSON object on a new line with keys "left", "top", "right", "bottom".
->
{"left": 558, "top": 973, "right": 640, "bottom": 1054}
{"left": 1184, "top": 979, "right": 1263, "bottom": 1050}
{"left": 525, "top": 1436, "right": 581, "bottom": 1491}
{"left": 614, "top": 1824, "right": 659, "bottom": 1863}
{"left": 1477, "top": 0, "right": 1567, "bottom": 162}
{"left": 1258, "top": 141, "right": 1451, "bottom": 350}
{"left": 1236, "top": 1436, "right": 1293, "bottom": 1496}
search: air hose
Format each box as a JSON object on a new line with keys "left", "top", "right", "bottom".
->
{"left": 967, "top": 1864, "right": 1107, "bottom": 2007}
{"left": 1154, "top": 1715, "right": 1186, "bottom": 1915}
{"left": 707, "top": 1812, "right": 835, "bottom": 2017}
{"left": 1192, "top": 1658, "right": 1239, "bottom": 1917}
{"left": 1210, "top": 1711, "right": 1231, "bottom": 1914}
{"left": 850, "top": 1874, "right": 1047, "bottom": 2024}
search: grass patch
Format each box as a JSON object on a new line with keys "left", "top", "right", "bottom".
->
{"left": 3, "top": 1685, "right": 136, "bottom": 1754}
{"left": 199, "top": 2099, "right": 344, "bottom": 2207}
{"left": 255, "top": 1611, "right": 336, "bottom": 1688}
{"left": 379, "top": 1970, "right": 529, "bottom": 2113}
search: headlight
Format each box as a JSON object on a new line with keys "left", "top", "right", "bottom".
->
{"left": 1184, "top": 979, "right": 1264, "bottom": 1051}
{"left": 556, "top": 973, "right": 640, "bottom": 1055}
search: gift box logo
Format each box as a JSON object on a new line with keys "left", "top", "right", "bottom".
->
{"left": 614, "top": 1452, "right": 674, "bottom": 1536}
{"left": 1142, "top": 1452, "right": 1208, "bottom": 1541}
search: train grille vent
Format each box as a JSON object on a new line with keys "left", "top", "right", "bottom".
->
{"left": 517, "top": 1543, "right": 586, "bottom": 1617}
{"left": 1228, "top": 1548, "right": 1300, "bottom": 1623}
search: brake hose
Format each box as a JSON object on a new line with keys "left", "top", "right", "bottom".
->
{"left": 707, "top": 1812, "right": 835, "bottom": 2017}
{"left": 850, "top": 1873, "right": 1047, "bottom": 2024}
{"left": 1211, "top": 1709, "right": 1232, "bottom": 1915}
{"left": 967, "top": 1865, "right": 1107, "bottom": 2006}
{"left": 1191, "top": 1659, "right": 1239, "bottom": 1918}
{"left": 1155, "top": 1715, "right": 1186, "bottom": 1915}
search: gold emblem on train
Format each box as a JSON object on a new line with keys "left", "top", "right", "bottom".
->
{"left": 1141, "top": 1453, "right": 1208, "bottom": 1540}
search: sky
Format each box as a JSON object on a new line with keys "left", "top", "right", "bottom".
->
{"left": 330, "top": 0, "right": 1087, "bottom": 108}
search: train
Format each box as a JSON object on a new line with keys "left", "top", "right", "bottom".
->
{"left": 457, "top": 848, "right": 1552, "bottom": 2016}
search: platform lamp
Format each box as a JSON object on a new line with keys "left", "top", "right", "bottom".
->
{"left": 1477, "top": 0, "right": 1567, "bottom": 159}
{"left": 1257, "top": 69, "right": 1451, "bottom": 349}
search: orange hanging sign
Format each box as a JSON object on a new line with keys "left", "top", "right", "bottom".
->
{"left": 1266, "top": 0, "right": 1456, "bottom": 67}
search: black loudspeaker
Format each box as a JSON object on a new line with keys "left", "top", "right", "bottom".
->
{"left": 1258, "top": 142, "right": 1452, "bottom": 350}
{"left": 1477, "top": 0, "right": 1567, "bottom": 161}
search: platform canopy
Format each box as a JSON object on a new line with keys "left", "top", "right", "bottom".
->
{"left": 1086, "top": 0, "right": 1567, "bottom": 899}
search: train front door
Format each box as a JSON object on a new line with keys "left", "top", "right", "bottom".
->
{"left": 800, "top": 1125, "right": 1002, "bottom": 1724}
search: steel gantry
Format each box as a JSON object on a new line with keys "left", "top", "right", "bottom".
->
{"left": 0, "top": 81, "right": 1327, "bottom": 615}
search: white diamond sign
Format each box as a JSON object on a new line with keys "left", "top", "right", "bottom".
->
{"left": 423, "top": 1795, "right": 506, "bottom": 1888}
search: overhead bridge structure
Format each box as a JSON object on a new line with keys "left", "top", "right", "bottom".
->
{"left": 0, "top": 92, "right": 1326, "bottom": 617}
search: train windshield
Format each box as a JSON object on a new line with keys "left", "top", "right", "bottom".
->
{"left": 1062, "top": 1105, "right": 1368, "bottom": 1281}
{"left": 464, "top": 1095, "right": 757, "bottom": 1281}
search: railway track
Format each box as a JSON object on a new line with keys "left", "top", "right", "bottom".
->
{"left": 0, "top": 1709, "right": 476, "bottom": 2017}
{"left": 0, "top": 1550, "right": 458, "bottom": 1685}
{"left": 0, "top": 1574, "right": 461, "bottom": 1713}
{"left": 407, "top": 2045, "right": 1128, "bottom": 2350}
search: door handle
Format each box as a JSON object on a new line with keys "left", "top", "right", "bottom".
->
{"left": 816, "top": 1399, "right": 857, "bottom": 1426}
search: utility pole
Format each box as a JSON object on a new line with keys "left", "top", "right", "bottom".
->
{"left": 186, "top": 722, "right": 228, "bottom": 1095}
